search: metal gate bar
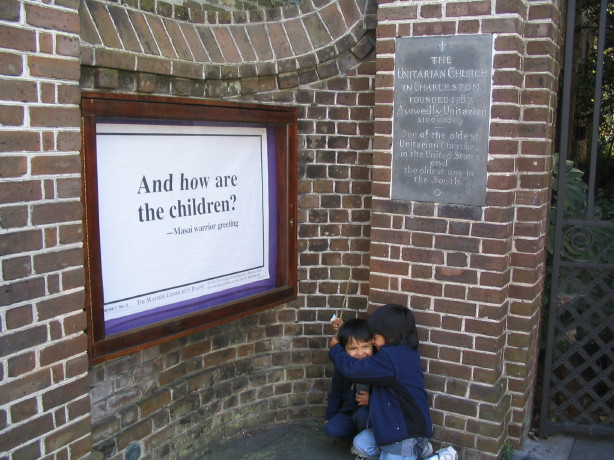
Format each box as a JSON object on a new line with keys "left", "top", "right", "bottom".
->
{"left": 539, "top": 0, "right": 614, "bottom": 438}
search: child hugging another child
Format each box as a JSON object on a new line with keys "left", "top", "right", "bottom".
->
{"left": 329, "top": 304, "right": 434, "bottom": 460}
{"left": 324, "top": 318, "right": 373, "bottom": 441}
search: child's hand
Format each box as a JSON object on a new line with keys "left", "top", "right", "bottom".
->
{"left": 331, "top": 317, "right": 344, "bottom": 331}
{"left": 356, "top": 390, "right": 369, "bottom": 406}
{"left": 329, "top": 335, "right": 340, "bottom": 348}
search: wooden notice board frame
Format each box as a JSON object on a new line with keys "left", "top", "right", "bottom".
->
{"left": 81, "top": 92, "right": 298, "bottom": 364}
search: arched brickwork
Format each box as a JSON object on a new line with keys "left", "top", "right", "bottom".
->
{"left": 80, "top": 0, "right": 376, "bottom": 97}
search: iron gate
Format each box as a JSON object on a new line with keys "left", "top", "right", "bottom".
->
{"left": 539, "top": 0, "right": 614, "bottom": 437}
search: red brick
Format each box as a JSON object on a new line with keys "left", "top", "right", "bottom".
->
{"left": 471, "top": 222, "right": 512, "bottom": 239}
{"left": 0, "top": 368, "right": 51, "bottom": 406}
{"left": 482, "top": 17, "right": 523, "bottom": 34}
{"left": 446, "top": 1, "right": 491, "bottom": 17}
{"left": 57, "top": 177, "right": 81, "bottom": 199}
{"left": 464, "top": 349, "right": 501, "bottom": 369}
{"left": 0, "top": 325, "right": 47, "bottom": 359}
{"left": 86, "top": 0, "right": 122, "bottom": 48}
{"left": 28, "top": 55, "right": 80, "bottom": 81}
{"left": 0, "top": 50, "right": 22, "bottom": 76}
{"left": 496, "top": 0, "right": 528, "bottom": 16}
{"left": 31, "top": 201, "right": 82, "bottom": 225}
{"left": 509, "top": 33, "right": 540, "bottom": 54}
{"left": 338, "top": 0, "right": 362, "bottom": 28}
{"left": 459, "top": 19, "right": 480, "bottom": 33}
{"left": 435, "top": 266, "right": 478, "bottom": 284}
{"left": 0, "top": 24, "right": 36, "bottom": 52}
{"left": 0, "top": 413, "right": 53, "bottom": 452}
{"left": 491, "top": 104, "right": 520, "bottom": 120}
{"left": 10, "top": 395, "right": 38, "bottom": 422}
{"left": 57, "top": 224, "right": 82, "bottom": 246}
{"left": 402, "top": 279, "right": 442, "bottom": 296}
{"left": 413, "top": 21, "right": 455, "bottom": 36}
{"left": 431, "top": 330, "right": 472, "bottom": 348}
{"left": 0, "top": 131, "right": 40, "bottom": 153}
{"left": 33, "top": 247, "right": 83, "bottom": 274}
{"left": 371, "top": 258, "right": 408, "bottom": 276}
{"left": 42, "top": 375, "right": 88, "bottom": 411}
{"left": 492, "top": 88, "right": 520, "bottom": 104}
{"left": 320, "top": 3, "right": 347, "bottom": 39}
{"left": 0, "top": 104, "right": 23, "bottom": 125}
{"left": 402, "top": 247, "right": 444, "bottom": 264}
{"left": 521, "top": 89, "right": 553, "bottom": 106}
{"left": 25, "top": 3, "right": 79, "bottom": 33}
{"left": 434, "top": 394, "right": 478, "bottom": 417}
{"left": 379, "top": 6, "right": 417, "bottom": 21}
{"left": 0, "top": 229, "right": 42, "bottom": 255}
{"left": 480, "top": 270, "right": 511, "bottom": 287}
{"left": 0, "top": 277, "right": 46, "bottom": 307}
{"left": 0, "top": 1, "right": 20, "bottom": 21}
{"left": 31, "top": 154, "right": 81, "bottom": 176}
{"left": 468, "top": 287, "right": 507, "bottom": 304}
{"left": 29, "top": 105, "right": 80, "bottom": 128}
{"left": 511, "top": 268, "right": 541, "bottom": 284}
{"left": 428, "top": 361, "right": 471, "bottom": 380}
{"left": 435, "top": 235, "right": 480, "bottom": 253}
{"left": 420, "top": 4, "right": 442, "bottom": 18}
{"left": 36, "top": 290, "right": 85, "bottom": 321}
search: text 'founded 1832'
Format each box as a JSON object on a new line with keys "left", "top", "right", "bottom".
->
{"left": 392, "top": 34, "right": 493, "bottom": 206}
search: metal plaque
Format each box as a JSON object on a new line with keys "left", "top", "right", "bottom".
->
{"left": 391, "top": 34, "right": 493, "bottom": 206}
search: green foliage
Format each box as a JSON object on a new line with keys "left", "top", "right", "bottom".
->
{"left": 548, "top": 153, "right": 588, "bottom": 254}
{"left": 571, "top": 0, "right": 614, "bottom": 189}
{"left": 500, "top": 440, "right": 513, "bottom": 460}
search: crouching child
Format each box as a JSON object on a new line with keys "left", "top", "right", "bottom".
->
{"left": 324, "top": 318, "right": 373, "bottom": 440}
{"left": 329, "top": 304, "right": 433, "bottom": 460}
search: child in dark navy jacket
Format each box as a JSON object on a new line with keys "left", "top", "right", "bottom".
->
{"left": 329, "top": 304, "right": 433, "bottom": 460}
{"left": 324, "top": 318, "right": 373, "bottom": 440}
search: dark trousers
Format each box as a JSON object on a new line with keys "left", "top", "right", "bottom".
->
{"left": 324, "top": 405, "right": 369, "bottom": 439}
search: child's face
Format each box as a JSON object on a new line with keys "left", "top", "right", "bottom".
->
{"left": 372, "top": 334, "right": 386, "bottom": 350}
{"left": 344, "top": 338, "right": 374, "bottom": 359}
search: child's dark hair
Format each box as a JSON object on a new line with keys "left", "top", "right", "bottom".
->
{"left": 337, "top": 318, "right": 372, "bottom": 348}
{"left": 367, "top": 304, "right": 419, "bottom": 349}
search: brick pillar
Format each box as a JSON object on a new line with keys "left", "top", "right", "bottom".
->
{"left": 0, "top": 2, "right": 91, "bottom": 459}
{"left": 369, "top": 1, "right": 563, "bottom": 458}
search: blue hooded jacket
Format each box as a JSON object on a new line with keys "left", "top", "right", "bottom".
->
{"left": 329, "top": 343, "right": 432, "bottom": 446}
{"left": 325, "top": 368, "right": 361, "bottom": 420}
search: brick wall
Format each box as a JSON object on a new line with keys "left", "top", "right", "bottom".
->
{"left": 83, "top": 57, "right": 376, "bottom": 455}
{"left": 0, "top": 0, "right": 91, "bottom": 459}
{"left": 1, "top": 0, "right": 565, "bottom": 458}
{"left": 79, "top": 0, "right": 376, "bottom": 458}
{"left": 371, "top": 0, "right": 563, "bottom": 458}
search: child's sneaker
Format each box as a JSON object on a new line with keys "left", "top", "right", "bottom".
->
{"left": 423, "top": 446, "right": 458, "bottom": 460}
{"left": 350, "top": 446, "right": 379, "bottom": 460}
{"left": 418, "top": 440, "right": 434, "bottom": 459}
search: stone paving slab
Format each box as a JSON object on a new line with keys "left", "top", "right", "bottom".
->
{"left": 200, "top": 423, "right": 614, "bottom": 460}
{"left": 511, "top": 433, "right": 614, "bottom": 460}
{"left": 569, "top": 436, "right": 614, "bottom": 460}
{"left": 200, "top": 423, "right": 355, "bottom": 459}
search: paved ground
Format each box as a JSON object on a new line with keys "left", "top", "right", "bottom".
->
{"left": 199, "top": 422, "right": 614, "bottom": 459}
{"left": 201, "top": 423, "right": 355, "bottom": 459}
{"left": 511, "top": 433, "right": 614, "bottom": 460}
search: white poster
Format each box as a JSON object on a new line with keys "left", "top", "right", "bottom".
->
{"left": 96, "top": 123, "right": 269, "bottom": 321}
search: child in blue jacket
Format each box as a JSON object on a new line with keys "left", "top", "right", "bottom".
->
{"left": 324, "top": 318, "right": 373, "bottom": 440}
{"left": 329, "top": 304, "right": 433, "bottom": 460}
